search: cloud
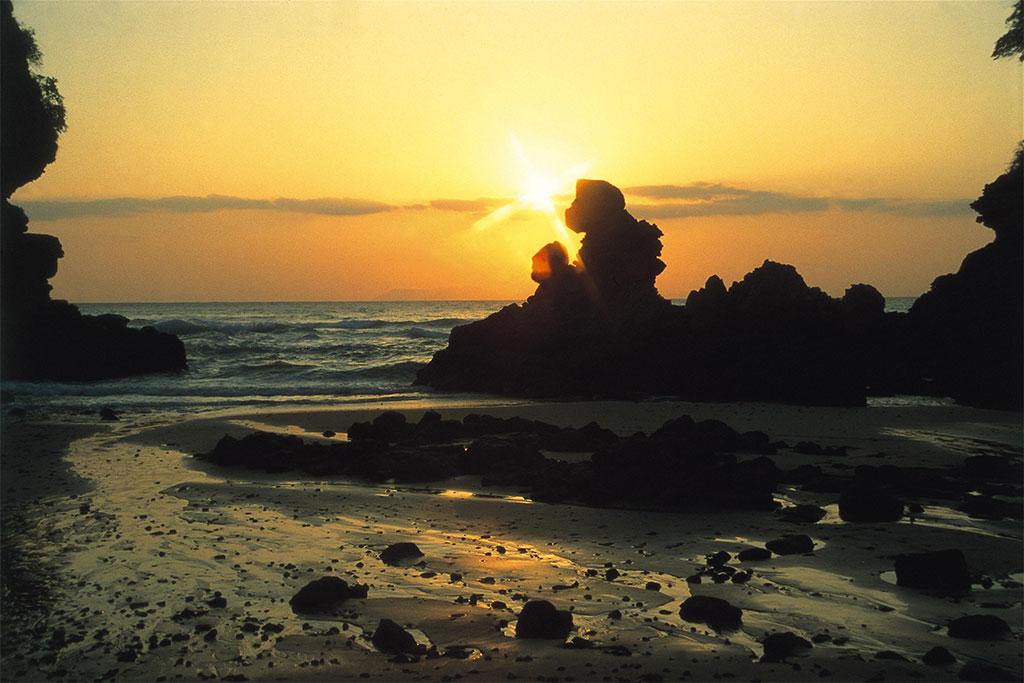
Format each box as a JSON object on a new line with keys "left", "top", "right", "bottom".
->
{"left": 625, "top": 183, "right": 973, "bottom": 219}
{"left": 19, "top": 194, "right": 396, "bottom": 221}
{"left": 833, "top": 198, "right": 973, "bottom": 216}
{"left": 428, "top": 197, "right": 510, "bottom": 213}
{"left": 17, "top": 184, "right": 976, "bottom": 222}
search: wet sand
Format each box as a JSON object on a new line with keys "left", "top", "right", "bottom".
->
{"left": 1, "top": 399, "right": 1021, "bottom": 682}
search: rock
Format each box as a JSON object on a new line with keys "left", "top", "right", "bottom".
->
{"left": 678, "top": 596, "right": 742, "bottom": 631}
{"left": 644, "top": 581, "right": 661, "bottom": 591}
{"left": 99, "top": 406, "right": 119, "bottom": 421}
{"left": 894, "top": 549, "right": 971, "bottom": 593}
{"left": 906, "top": 148, "right": 1022, "bottom": 410}
{"left": 737, "top": 547, "right": 772, "bottom": 562}
{"left": 322, "top": 430, "right": 336, "bottom": 438}
{"left": 515, "top": 600, "right": 573, "bottom": 639}
{"left": 416, "top": 180, "right": 873, "bottom": 406}
{"left": 206, "top": 595, "right": 227, "bottom": 609}
{"left": 838, "top": 484, "right": 903, "bottom": 522}
{"left": 761, "top": 632, "right": 812, "bottom": 661}
{"left": 947, "top": 615, "right": 1011, "bottom": 640}
{"left": 765, "top": 535, "right": 814, "bottom": 555}
{"left": 371, "top": 619, "right": 417, "bottom": 653}
{"left": 605, "top": 568, "right": 620, "bottom": 581}
{"left": 705, "top": 551, "right": 731, "bottom": 567}
{"left": 380, "top": 542, "right": 424, "bottom": 566}
{"left": 922, "top": 646, "right": 956, "bottom": 666}
{"left": 289, "top": 577, "right": 368, "bottom": 614}
{"left": 778, "top": 504, "right": 827, "bottom": 524}
{"left": 957, "top": 661, "right": 1017, "bottom": 682}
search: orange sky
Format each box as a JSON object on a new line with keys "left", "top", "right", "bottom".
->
{"left": 9, "top": 0, "right": 1022, "bottom": 301}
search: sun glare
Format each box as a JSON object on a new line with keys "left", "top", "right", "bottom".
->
{"left": 473, "top": 134, "right": 588, "bottom": 256}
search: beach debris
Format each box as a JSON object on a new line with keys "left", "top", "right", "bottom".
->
{"left": 289, "top": 577, "right": 368, "bottom": 614}
{"left": 922, "top": 646, "right": 957, "bottom": 666}
{"left": 957, "top": 660, "right": 1018, "bottom": 682}
{"left": 895, "top": 549, "right": 971, "bottom": 593}
{"left": 761, "top": 632, "right": 813, "bottom": 661}
{"left": 737, "top": 547, "right": 772, "bottom": 562}
{"left": 778, "top": 504, "right": 827, "bottom": 524}
{"left": 793, "top": 441, "right": 848, "bottom": 457}
{"left": 515, "top": 600, "right": 573, "bottom": 639}
{"left": 838, "top": 484, "right": 904, "bottom": 522}
{"left": 947, "top": 615, "right": 1011, "bottom": 640}
{"left": 679, "top": 596, "right": 742, "bottom": 631}
{"left": 371, "top": 619, "right": 418, "bottom": 653}
{"left": 380, "top": 542, "right": 424, "bottom": 566}
{"left": 765, "top": 534, "right": 814, "bottom": 555}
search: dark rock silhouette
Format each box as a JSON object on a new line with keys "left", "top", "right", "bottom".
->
{"left": 947, "top": 614, "right": 1011, "bottom": 640}
{"left": 289, "top": 576, "right": 368, "bottom": 614}
{"left": 678, "top": 595, "right": 742, "bottom": 631}
{"left": 371, "top": 619, "right": 418, "bottom": 653}
{"left": 417, "top": 179, "right": 895, "bottom": 406}
{"left": 761, "top": 632, "right": 813, "bottom": 662}
{"left": 0, "top": 1, "right": 185, "bottom": 381}
{"left": 515, "top": 600, "right": 573, "bottom": 639}
{"left": 906, "top": 147, "right": 1023, "bottom": 409}
{"left": 379, "top": 542, "right": 424, "bottom": 566}
{"left": 895, "top": 549, "right": 971, "bottom": 593}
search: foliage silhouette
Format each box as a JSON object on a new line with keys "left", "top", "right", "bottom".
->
{"left": 992, "top": 0, "right": 1023, "bottom": 61}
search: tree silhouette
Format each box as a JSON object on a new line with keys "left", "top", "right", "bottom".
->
{"left": 992, "top": 0, "right": 1023, "bottom": 61}
{"left": 1, "top": 0, "right": 67, "bottom": 198}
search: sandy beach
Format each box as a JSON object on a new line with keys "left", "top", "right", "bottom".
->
{"left": 1, "top": 399, "right": 1021, "bottom": 682}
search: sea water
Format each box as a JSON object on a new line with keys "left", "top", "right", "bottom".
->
{"left": 2, "top": 298, "right": 919, "bottom": 413}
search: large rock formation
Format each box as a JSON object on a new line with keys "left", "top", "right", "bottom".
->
{"left": 906, "top": 147, "right": 1022, "bottom": 409}
{"left": 417, "top": 179, "right": 888, "bottom": 405}
{"left": 0, "top": 0, "right": 185, "bottom": 381}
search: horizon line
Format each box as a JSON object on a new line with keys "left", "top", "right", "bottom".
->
{"left": 71, "top": 294, "right": 924, "bottom": 305}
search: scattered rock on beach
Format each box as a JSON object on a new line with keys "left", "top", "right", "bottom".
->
{"left": 947, "top": 615, "right": 1011, "bottom": 640}
{"left": 761, "top": 632, "right": 812, "bottom": 661}
{"left": 922, "top": 646, "right": 957, "bottom": 666}
{"left": 738, "top": 547, "right": 772, "bottom": 562}
{"left": 895, "top": 549, "right": 971, "bottom": 593}
{"left": 957, "top": 660, "right": 1018, "bottom": 682}
{"left": 371, "top": 619, "right": 417, "bottom": 653}
{"left": 679, "top": 595, "right": 742, "bottom": 631}
{"left": 838, "top": 484, "right": 903, "bottom": 522}
{"left": 778, "top": 504, "right": 827, "bottom": 523}
{"left": 380, "top": 542, "right": 424, "bottom": 566}
{"left": 515, "top": 600, "right": 573, "bottom": 639}
{"left": 289, "top": 577, "right": 368, "bottom": 614}
{"left": 765, "top": 534, "right": 814, "bottom": 555}
{"left": 99, "top": 406, "right": 119, "bottom": 421}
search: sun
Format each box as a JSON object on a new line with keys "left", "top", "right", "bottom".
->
{"left": 472, "top": 135, "right": 588, "bottom": 254}
{"left": 518, "top": 171, "right": 560, "bottom": 214}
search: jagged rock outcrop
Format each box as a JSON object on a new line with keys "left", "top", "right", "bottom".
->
{"left": 0, "top": 0, "right": 185, "bottom": 381}
{"left": 417, "top": 179, "right": 887, "bottom": 405}
{"left": 906, "top": 147, "right": 1023, "bottom": 409}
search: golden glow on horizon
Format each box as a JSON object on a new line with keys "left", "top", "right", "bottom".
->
{"left": 7, "top": 0, "right": 1021, "bottom": 302}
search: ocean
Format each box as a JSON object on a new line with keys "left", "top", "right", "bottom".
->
{"left": 3, "top": 297, "right": 919, "bottom": 413}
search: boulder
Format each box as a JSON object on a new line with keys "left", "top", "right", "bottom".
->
{"left": 838, "top": 484, "right": 903, "bottom": 522}
{"left": 765, "top": 535, "right": 814, "bottom": 555}
{"left": 380, "top": 542, "right": 424, "bottom": 566}
{"left": 947, "top": 615, "right": 1011, "bottom": 640}
{"left": 922, "top": 646, "right": 957, "bottom": 666}
{"left": 778, "top": 504, "right": 827, "bottom": 523}
{"left": 761, "top": 632, "right": 812, "bottom": 661}
{"left": 894, "top": 549, "right": 971, "bottom": 593}
{"left": 371, "top": 619, "right": 417, "bottom": 653}
{"left": 289, "top": 577, "right": 368, "bottom": 614}
{"left": 678, "top": 596, "right": 742, "bottom": 631}
{"left": 515, "top": 600, "right": 573, "bottom": 639}
{"left": 737, "top": 547, "right": 772, "bottom": 562}
{"left": 957, "top": 661, "right": 1017, "bottom": 682}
